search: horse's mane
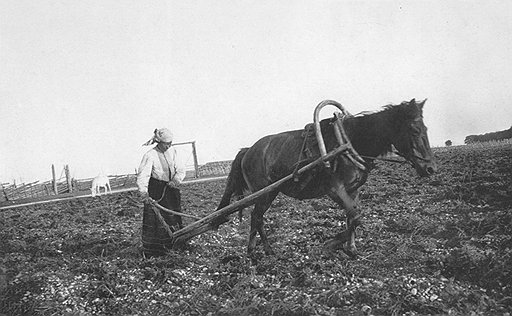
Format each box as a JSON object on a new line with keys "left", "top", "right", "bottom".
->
{"left": 352, "top": 100, "right": 412, "bottom": 118}
{"left": 341, "top": 100, "right": 419, "bottom": 157}
{"left": 316, "top": 100, "right": 423, "bottom": 158}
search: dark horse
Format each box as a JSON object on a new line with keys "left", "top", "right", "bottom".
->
{"left": 216, "top": 99, "right": 436, "bottom": 257}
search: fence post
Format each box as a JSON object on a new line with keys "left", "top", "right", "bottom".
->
{"left": 52, "top": 164, "right": 58, "bottom": 195}
{"left": 65, "top": 165, "right": 73, "bottom": 193}
{"left": 1, "top": 183, "right": 8, "bottom": 201}
{"left": 192, "top": 141, "right": 199, "bottom": 178}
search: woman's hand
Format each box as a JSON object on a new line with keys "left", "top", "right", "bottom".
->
{"left": 168, "top": 179, "right": 180, "bottom": 188}
{"left": 139, "top": 191, "right": 150, "bottom": 202}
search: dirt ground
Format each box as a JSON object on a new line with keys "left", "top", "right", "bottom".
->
{"left": 1, "top": 143, "right": 511, "bottom": 315}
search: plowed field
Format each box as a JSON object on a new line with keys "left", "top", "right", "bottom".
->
{"left": 1, "top": 144, "right": 511, "bottom": 315}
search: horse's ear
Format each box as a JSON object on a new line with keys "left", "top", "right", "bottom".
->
{"left": 418, "top": 98, "right": 427, "bottom": 110}
{"left": 406, "top": 98, "right": 421, "bottom": 118}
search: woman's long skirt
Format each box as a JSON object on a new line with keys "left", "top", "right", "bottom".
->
{"left": 142, "top": 177, "right": 182, "bottom": 256}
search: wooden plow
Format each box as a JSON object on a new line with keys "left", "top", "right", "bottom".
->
{"left": 147, "top": 100, "right": 366, "bottom": 249}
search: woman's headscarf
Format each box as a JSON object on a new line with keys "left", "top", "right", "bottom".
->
{"left": 142, "top": 128, "right": 174, "bottom": 146}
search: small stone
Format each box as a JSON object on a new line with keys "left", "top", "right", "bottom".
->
{"left": 361, "top": 305, "right": 372, "bottom": 315}
{"left": 430, "top": 294, "right": 439, "bottom": 301}
{"left": 411, "top": 288, "right": 418, "bottom": 295}
{"left": 374, "top": 280, "right": 384, "bottom": 287}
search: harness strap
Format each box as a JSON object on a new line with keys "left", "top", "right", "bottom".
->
{"left": 292, "top": 131, "right": 310, "bottom": 181}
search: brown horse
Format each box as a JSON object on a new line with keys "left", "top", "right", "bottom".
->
{"left": 216, "top": 99, "right": 436, "bottom": 257}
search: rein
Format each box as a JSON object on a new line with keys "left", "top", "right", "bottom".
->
{"left": 148, "top": 197, "right": 202, "bottom": 220}
{"left": 150, "top": 183, "right": 202, "bottom": 220}
{"left": 359, "top": 154, "right": 409, "bottom": 165}
{"left": 360, "top": 149, "right": 427, "bottom": 167}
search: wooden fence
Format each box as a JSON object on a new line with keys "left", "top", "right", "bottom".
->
{"left": 1, "top": 159, "right": 232, "bottom": 204}
{"left": 0, "top": 174, "right": 138, "bottom": 203}
{"left": 1, "top": 180, "right": 54, "bottom": 201}
{"left": 197, "top": 160, "right": 232, "bottom": 178}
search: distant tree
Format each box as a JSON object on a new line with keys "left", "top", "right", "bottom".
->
{"left": 465, "top": 135, "right": 477, "bottom": 144}
{"left": 465, "top": 126, "right": 512, "bottom": 144}
{"left": 445, "top": 140, "right": 452, "bottom": 146}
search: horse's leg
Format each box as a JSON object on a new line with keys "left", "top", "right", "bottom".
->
{"left": 327, "top": 180, "right": 362, "bottom": 256}
{"left": 346, "top": 190, "right": 361, "bottom": 253}
{"left": 248, "top": 192, "right": 278, "bottom": 256}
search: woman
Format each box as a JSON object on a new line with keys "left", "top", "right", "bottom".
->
{"left": 137, "top": 128, "right": 186, "bottom": 256}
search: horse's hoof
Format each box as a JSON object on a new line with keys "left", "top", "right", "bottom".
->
{"left": 264, "top": 248, "right": 275, "bottom": 256}
{"left": 323, "top": 238, "right": 344, "bottom": 252}
{"left": 342, "top": 247, "right": 359, "bottom": 259}
{"left": 248, "top": 252, "right": 259, "bottom": 265}
{"left": 352, "top": 216, "right": 363, "bottom": 227}
{"left": 333, "top": 230, "right": 350, "bottom": 243}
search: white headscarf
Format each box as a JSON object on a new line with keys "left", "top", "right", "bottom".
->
{"left": 142, "top": 128, "right": 174, "bottom": 146}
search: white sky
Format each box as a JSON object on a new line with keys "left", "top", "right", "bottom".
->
{"left": 1, "top": 1, "right": 511, "bottom": 183}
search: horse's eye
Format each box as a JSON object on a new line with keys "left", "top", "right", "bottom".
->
{"left": 410, "top": 124, "right": 423, "bottom": 136}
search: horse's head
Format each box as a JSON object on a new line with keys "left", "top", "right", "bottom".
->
{"left": 391, "top": 99, "right": 437, "bottom": 177}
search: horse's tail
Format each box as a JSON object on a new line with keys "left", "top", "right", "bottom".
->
{"left": 217, "top": 147, "right": 249, "bottom": 210}
{"left": 212, "top": 147, "right": 249, "bottom": 229}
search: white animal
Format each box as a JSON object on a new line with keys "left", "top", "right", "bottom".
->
{"left": 91, "top": 174, "right": 111, "bottom": 197}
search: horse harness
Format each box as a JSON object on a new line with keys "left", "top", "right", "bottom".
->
{"left": 293, "top": 108, "right": 416, "bottom": 183}
{"left": 293, "top": 112, "right": 368, "bottom": 182}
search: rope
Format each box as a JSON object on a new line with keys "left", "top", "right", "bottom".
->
{"left": 150, "top": 176, "right": 202, "bottom": 221}
{"left": 148, "top": 198, "right": 202, "bottom": 220}
{"left": 150, "top": 206, "right": 175, "bottom": 243}
{"left": 154, "top": 185, "right": 167, "bottom": 203}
